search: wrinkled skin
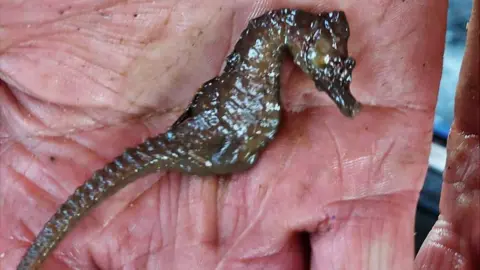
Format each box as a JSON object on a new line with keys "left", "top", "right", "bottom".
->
{"left": 0, "top": 0, "right": 477, "bottom": 270}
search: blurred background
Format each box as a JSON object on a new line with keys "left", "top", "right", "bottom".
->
{"left": 414, "top": 0, "right": 472, "bottom": 254}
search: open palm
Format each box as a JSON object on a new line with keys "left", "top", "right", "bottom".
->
{"left": 0, "top": 0, "right": 447, "bottom": 269}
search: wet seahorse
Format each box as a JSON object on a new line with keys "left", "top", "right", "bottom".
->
{"left": 17, "top": 8, "right": 361, "bottom": 269}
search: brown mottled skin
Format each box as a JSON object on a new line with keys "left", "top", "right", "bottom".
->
{"left": 17, "top": 8, "right": 361, "bottom": 269}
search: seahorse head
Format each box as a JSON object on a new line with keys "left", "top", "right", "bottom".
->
{"left": 302, "top": 11, "right": 361, "bottom": 118}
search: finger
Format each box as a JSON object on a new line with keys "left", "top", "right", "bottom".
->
{"left": 452, "top": 0, "right": 480, "bottom": 136}
{"left": 415, "top": 0, "right": 480, "bottom": 269}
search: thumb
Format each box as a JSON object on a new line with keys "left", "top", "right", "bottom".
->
{"left": 415, "top": 0, "right": 480, "bottom": 268}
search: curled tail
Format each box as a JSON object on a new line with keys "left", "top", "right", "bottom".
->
{"left": 17, "top": 136, "right": 170, "bottom": 270}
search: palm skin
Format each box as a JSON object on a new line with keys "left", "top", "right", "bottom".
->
{"left": 0, "top": 0, "right": 448, "bottom": 269}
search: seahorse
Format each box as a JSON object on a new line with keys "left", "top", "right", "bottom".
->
{"left": 17, "top": 9, "right": 361, "bottom": 269}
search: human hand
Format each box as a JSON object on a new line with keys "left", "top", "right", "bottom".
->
{"left": 0, "top": 0, "right": 452, "bottom": 269}
{"left": 415, "top": 0, "right": 479, "bottom": 268}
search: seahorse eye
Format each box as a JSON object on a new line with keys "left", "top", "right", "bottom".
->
{"left": 307, "top": 38, "right": 333, "bottom": 69}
